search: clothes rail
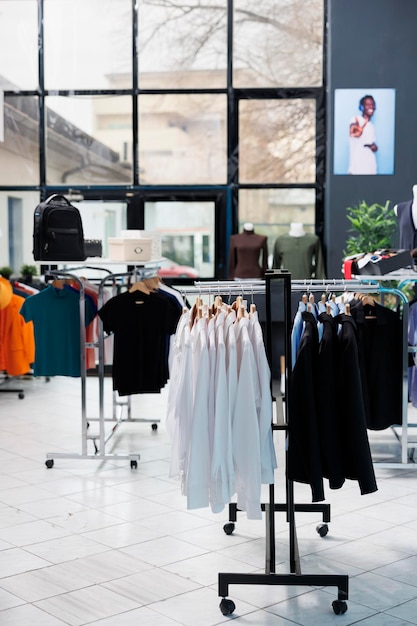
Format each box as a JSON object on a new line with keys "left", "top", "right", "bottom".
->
{"left": 96, "top": 270, "right": 160, "bottom": 436}
{"left": 178, "top": 274, "right": 348, "bottom": 615}
{"left": 292, "top": 278, "right": 413, "bottom": 467}
{"left": 43, "top": 268, "right": 143, "bottom": 468}
{"left": 198, "top": 271, "right": 349, "bottom": 617}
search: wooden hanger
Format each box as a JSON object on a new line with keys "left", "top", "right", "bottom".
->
{"left": 129, "top": 281, "right": 152, "bottom": 295}
{"left": 52, "top": 278, "right": 72, "bottom": 290}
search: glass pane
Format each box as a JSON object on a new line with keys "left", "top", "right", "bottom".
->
{"left": 139, "top": 94, "right": 227, "bottom": 184}
{"left": 0, "top": 190, "right": 40, "bottom": 272}
{"left": 0, "top": 1, "right": 38, "bottom": 90}
{"left": 138, "top": 0, "right": 227, "bottom": 89}
{"left": 44, "top": 0, "right": 132, "bottom": 90}
{"left": 0, "top": 96, "right": 39, "bottom": 186}
{"left": 239, "top": 99, "right": 316, "bottom": 184}
{"left": 145, "top": 201, "right": 215, "bottom": 278}
{"left": 45, "top": 96, "right": 133, "bottom": 186}
{"left": 238, "top": 188, "right": 316, "bottom": 267}
{"left": 233, "top": 0, "right": 324, "bottom": 88}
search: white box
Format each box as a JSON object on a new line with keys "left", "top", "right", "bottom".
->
{"left": 120, "top": 230, "right": 162, "bottom": 260}
{"left": 108, "top": 237, "right": 152, "bottom": 262}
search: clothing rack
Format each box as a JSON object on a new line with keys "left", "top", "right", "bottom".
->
{"left": 188, "top": 276, "right": 414, "bottom": 468}
{"left": 291, "top": 277, "right": 412, "bottom": 468}
{"left": 183, "top": 272, "right": 352, "bottom": 616}
{"left": 43, "top": 265, "right": 160, "bottom": 468}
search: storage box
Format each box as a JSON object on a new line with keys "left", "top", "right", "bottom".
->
{"left": 108, "top": 237, "right": 152, "bottom": 262}
{"left": 344, "top": 249, "right": 412, "bottom": 277}
{"left": 120, "top": 230, "right": 161, "bottom": 260}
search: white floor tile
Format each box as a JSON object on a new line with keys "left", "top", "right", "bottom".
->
{"left": 120, "top": 535, "right": 208, "bottom": 567}
{"left": 34, "top": 584, "right": 140, "bottom": 626}
{"left": 0, "top": 602, "right": 69, "bottom": 625}
{"left": 346, "top": 571, "right": 417, "bottom": 611}
{"left": 24, "top": 534, "right": 109, "bottom": 564}
{"left": 102, "top": 567, "right": 201, "bottom": 603}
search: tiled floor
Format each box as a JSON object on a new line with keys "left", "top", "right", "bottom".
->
{"left": 0, "top": 375, "right": 417, "bottom": 625}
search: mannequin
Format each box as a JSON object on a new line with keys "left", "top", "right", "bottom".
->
{"left": 272, "top": 224, "right": 326, "bottom": 279}
{"left": 289, "top": 222, "right": 306, "bottom": 238}
{"left": 228, "top": 224, "right": 268, "bottom": 279}
{"left": 394, "top": 185, "right": 417, "bottom": 250}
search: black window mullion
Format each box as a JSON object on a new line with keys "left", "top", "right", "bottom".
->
{"left": 38, "top": 0, "right": 46, "bottom": 195}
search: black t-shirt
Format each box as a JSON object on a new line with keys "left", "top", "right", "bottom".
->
{"left": 98, "top": 289, "right": 181, "bottom": 395}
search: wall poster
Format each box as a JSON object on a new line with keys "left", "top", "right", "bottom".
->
{"left": 333, "top": 88, "right": 396, "bottom": 176}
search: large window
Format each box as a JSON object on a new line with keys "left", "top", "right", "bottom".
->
{"left": 239, "top": 99, "right": 316, "bottom": 184}
{"left": 0, "top": 0, "right": 325, "bottom": 279}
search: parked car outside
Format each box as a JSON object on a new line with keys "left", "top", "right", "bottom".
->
{"left": 157, "top": 257, "right": 200, "bottom": 279}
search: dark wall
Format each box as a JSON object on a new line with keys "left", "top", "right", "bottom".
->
{"left": 325, "top": 0, "right": 417, "bottom": 277}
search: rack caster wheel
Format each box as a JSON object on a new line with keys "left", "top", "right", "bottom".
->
{"left": 18, "top": 392, "right": 24, "bottom": 399}
{"left": 316, "top": 523, "right": 329, "bottom": 537}
{"left": 45, "top": 459, "right": 54, "bottom": 469}
{"left": 219, "top": 598, "right": 235, "bottom": 615}
{"left": 151, "top": 423, "right": 158, "bottom": 431}
{"left": 332, "top": 600, "right": 348, "bottom": 615}
{"left": 130, "top": 460, "right": 138, "bottom": 469}
{"left": 223, "top": 522, "right": 235, "bottom": 535}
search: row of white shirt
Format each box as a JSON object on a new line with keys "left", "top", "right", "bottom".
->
{"left": 166, "top": 305, "right": 277, "bottom": 520}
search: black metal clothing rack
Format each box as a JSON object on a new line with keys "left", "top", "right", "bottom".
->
{"left": 181, "top": 274, "right": 377, "bottom": 615}
{"left": 215, "top": 271, "right": 349, "bottom": 617}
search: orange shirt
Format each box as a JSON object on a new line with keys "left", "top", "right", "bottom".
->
{"left": 0, "top": 294, "right": 35, "bottom": 376}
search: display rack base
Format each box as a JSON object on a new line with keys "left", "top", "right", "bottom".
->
{"left": 218, "top": 572, "right": 349, "bottom": 616}
{"left": 0, "top": 373, "right": 25, "bottom": 399}
{"left": 45, "top": 451, "right": 140, "bottom": 469}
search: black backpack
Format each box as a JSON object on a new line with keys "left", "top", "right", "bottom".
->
{"left": 33, "top": 194, "right": 86, "bottom": 261}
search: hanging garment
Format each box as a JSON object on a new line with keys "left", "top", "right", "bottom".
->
{"left": 408, "top": 300, "right": 417, "bottom": 408}
{"left": 167, "top": 298, "right": 276, "bottom": 519}
{"left": 233, "top": 316, "right": 263, "bottom": 518}
{"left": 167, "top": 311, "right": 194, "bottom": 490}
{"left": 335, "top": 313, "right": 377, "bottom": 495}
{"left": 0, "top": 293, "right": 34, "bottom": 376}
{"left": 288, "top": 310, "right": 325, "bottom": 502}
{"left": 316, "top": 312, "right": 345, "bottom": 490}
{"left": 186, "top": 316, "right": 211, "bottom": 510}
{"left": 349, "top": 297, "right": 403, "bottom": 429}
{"left": 19, "top": 285, "right": 96, "bottom": 377}
{"left": 98, "top": 288, "right": 181, "bottom": 395}
{"left": 249, "top": 309, "right": 277, "bottom": 484}
{"left": 210, "top": 310, "right": 234, "bottom": 513}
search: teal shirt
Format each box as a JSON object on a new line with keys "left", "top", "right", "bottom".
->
{"left": 20, "top": 285, "right": 95, "bottom": 377}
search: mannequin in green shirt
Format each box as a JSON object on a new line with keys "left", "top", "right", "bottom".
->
{"left": 272, "top": 223, "right": 326, "bottom": 279}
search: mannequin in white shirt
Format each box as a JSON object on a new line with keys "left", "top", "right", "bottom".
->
{"left": 289, "top": 222, "right": 306, "bottom": 237}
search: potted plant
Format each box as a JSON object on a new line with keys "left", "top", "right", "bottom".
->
{"left": 20, "top": 264, "right": 38, "bottom": 284}
{"left": 0, "top": 266, "right": 14, "bottom": 280}
{"left": 344, "top": 199, "right": 397, "bottom": 257}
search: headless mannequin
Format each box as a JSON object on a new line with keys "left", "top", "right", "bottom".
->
{"left": 228, "top": 223, "right": 268, "bottom": 279}
{"left": 272, "top": 223, "right": 326, "bottom": 279}
{"left": 394, "top": 185, "right": 417, "bottom": 250}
